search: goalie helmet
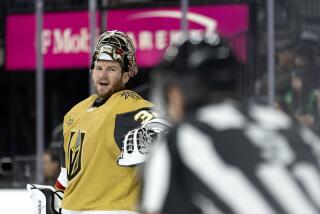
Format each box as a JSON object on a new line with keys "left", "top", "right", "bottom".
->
{"left": 91, "top": 30, "right": 138, "bottom": 78}
{"left": 153, "top": 33, "right": 241, "bottom": 109}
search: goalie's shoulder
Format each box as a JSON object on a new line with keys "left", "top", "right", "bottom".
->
{"left": 118, "top": 90, "right": 143, "bottom": 100}
{"left": 64, "top": 95, "right": 97, "bottom": 118}
{"left": 114, "top": 90, "right": 153, "bottom": 106}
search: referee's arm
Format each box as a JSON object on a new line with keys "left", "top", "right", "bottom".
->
{"left": 141, "top": 139, "right": 172, "bottom": 214}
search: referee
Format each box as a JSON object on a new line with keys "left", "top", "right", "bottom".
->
{"left": 140, "top": 35, "right": 320, "bottom": 214}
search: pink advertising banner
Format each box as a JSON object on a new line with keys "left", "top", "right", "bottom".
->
{"left": 5, "top": 4, "right": 249, "bottom": 71}
{"left": 6, "top": 11, "right": 95, "bottom": 70}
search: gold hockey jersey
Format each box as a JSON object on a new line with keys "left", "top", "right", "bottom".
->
{"left": 61, "top": 90, "right": 154, "bottom": 211}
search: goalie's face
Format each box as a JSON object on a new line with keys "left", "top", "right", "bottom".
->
{"left": 92, "top": 59, "right": 130, "bottom": 99}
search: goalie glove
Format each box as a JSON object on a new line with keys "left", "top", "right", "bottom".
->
{"left": 118, "top": 118, "right": 170, "bottom": 166}
{"left": 26, "top": 184, "right": 63, "bottom": 214}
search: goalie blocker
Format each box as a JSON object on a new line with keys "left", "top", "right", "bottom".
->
{"left": 26, "top": 184, "right": 63, "bottom": 214}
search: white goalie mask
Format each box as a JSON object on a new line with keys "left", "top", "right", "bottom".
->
{"left": 91, "top": 30, "right": 138, "bottom": 78}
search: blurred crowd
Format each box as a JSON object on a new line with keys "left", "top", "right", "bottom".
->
{"left": 258, "top": 30, "right": 320, "bottom": 135}
{"left": 42, "top": 147, "right": 60, "bottom": 186}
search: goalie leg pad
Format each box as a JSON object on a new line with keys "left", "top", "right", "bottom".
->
{"left": 26, "top": 184, "right": 63, "bottom": 214}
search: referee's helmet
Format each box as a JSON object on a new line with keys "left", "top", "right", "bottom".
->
{"left": 153, "top": 33, "right": 242, "bottom": 108}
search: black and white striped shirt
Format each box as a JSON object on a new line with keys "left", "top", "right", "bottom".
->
{"left": 141, "top": 101, "right": 320, "bottom": 214}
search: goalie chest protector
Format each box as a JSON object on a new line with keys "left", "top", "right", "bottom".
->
{"left": 62, "top": 90, "right": 153, "bottom": 211}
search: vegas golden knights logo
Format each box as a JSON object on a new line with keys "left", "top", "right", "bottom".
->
{"left": 67, "top": 129, "right": 86, "bottom": 180}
